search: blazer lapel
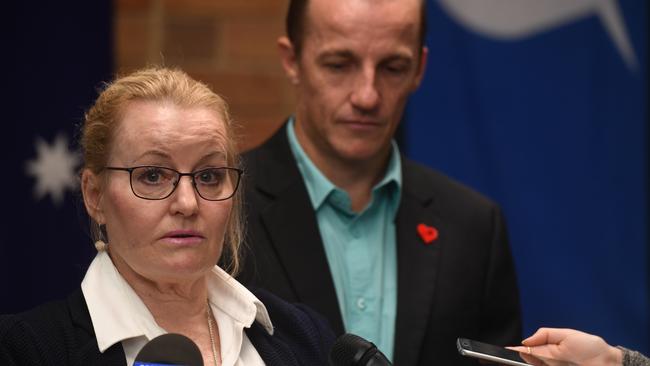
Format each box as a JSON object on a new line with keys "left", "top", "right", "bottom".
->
{"left": 392, "top": 159, "right": 443, "bottom": 366}
{"left": 253, "top": 125, "right": 345, "bottom": 334}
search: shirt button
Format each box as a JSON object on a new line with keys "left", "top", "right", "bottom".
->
{"left": 356, "top": 297, "right": 366, "bottom": 310}
{"left": 351, "top": 226, "right": 361, "bottom": 239}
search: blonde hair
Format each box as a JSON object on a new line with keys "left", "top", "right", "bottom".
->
{"left": 80, "top": 67, "right": 243, "bottom": 275}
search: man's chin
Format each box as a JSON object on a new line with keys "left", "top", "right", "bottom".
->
{"left": 334, "top": 144, "right": 391, "bottom": 165}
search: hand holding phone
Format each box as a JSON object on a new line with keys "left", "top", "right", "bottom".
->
{"left": 457, "top": 338, "right": 573, "bottom": 366}
{"left": 457, "top": 338, "right": 532, "bottom": 366}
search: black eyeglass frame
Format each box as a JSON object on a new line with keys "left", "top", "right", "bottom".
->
{"left": 104, "top": 166, "right": 243, "bottom": 201}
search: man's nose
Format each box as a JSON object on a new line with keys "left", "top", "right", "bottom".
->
{"left": 350, "top": 69, "right": 380, "bottom": 112}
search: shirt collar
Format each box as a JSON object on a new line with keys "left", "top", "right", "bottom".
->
{"left": 286, "top": 116, "right": 402, "bottom": 212}
{"left": 287, "top": 117, "right": 336, "bottom": 209}
{"left": 81, "top": 251, "right": 273, "bottom": 353}
{"left": 377, "top": 140, "right": 402, "bottom": 195}
{"left": 207, "top": 264, "right": 274, "bottom": 334}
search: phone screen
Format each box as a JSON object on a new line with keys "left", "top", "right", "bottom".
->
{"left": 457, "top": 338, "right": 530, "bottom": 366}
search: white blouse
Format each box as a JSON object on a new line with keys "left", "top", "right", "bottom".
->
{"left": 81, "top": 251, "right": 272, "bottom": 366}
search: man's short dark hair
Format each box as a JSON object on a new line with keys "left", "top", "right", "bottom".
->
{"left": 286, "top": 0, "right": 428, "bottom": 56}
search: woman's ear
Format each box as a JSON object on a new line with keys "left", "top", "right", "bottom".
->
{"left": 81, "top": 169, "right": 104, "bottom": 224}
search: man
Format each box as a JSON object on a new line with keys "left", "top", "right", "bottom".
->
{"left": 239, "top": 0, "right": 522, "bottom": 364}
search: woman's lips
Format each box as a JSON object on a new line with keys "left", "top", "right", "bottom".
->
{"left": 162, "top": 230, "right": 204, "bottom": 245}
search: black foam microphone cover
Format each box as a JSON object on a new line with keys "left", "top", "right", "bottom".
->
{"left": 133, "top": 333, "right": 203, "bottom": 366}
{"left": 329, "top": 333, "right": 392, "bottom": 366}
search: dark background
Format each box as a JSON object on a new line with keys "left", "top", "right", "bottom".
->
{"left": 2, "top": 1, "right": 112, "bottom": 311}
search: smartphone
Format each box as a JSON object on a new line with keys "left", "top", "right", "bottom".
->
{"left": 457, "top": 338, "right": 531, "bottom": 366}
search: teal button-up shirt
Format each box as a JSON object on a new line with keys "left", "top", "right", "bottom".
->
{"left": 287, "top": 118, "right": 401, "bottom": 360}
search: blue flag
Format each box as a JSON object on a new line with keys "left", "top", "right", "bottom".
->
{"left": 406, "top": 0, "right": 648, "bottom": 352}
{"left": 1, "top": 1, "right": 112, "bottom": 313}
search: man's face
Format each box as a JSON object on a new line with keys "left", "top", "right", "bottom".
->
{"left": 284, "top": 0, "right": 427, "bottom": 166}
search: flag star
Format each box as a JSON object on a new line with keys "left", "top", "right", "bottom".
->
{"left": 25, "top": 134, "right": 81, "bottom": 206}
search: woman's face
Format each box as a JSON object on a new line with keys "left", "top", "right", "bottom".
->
{"left": 94, "top": 100, "right": 233, "bottom": 284}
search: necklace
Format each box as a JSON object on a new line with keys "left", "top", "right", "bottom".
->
{"left": 206, "top": 301, "right": 219, "bottom": 366}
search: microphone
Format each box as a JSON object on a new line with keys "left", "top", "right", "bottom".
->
{"left": 133, "top": 333, "right": 203, "bottom": 366}
{"left": 329, "top": 333, "right": 392, "bottom": 366}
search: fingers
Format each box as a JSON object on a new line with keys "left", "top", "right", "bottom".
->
{"left": 521, "top": 352, "right": 575, "bottom": 366}
{"left": 519, "top": 352, "right": 548, "bottom": 366}
{"left": 510, "top": 347, "right": 552, "bottom": 366}
{"left": 521, "top": 328, "right": 551, "bottom": 346}
{"left": 507, "top": 346, "right": 529, "bottom": 353}
{"left": 522, "top": 328, "right": 573, "bottom": 346}
{"left": 510, "top": 343, "right": 559, "bottom": 364}
{"left": 518, "top": 344, "right": 557, "bottom": 363}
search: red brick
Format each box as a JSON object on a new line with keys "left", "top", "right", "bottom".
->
{"left": 162, "top": 16, "right": 218, "bottom": 65}
{"left": 115, "top": 0, "right": 292, "bottom": 152}
{"left": 220, "top": 18, "right": 284, "bottom": 70}
{"left": 115, "top": 15, "right": 152, "bottom": 70}
{"left": 163, "top": 0, "right": 287, "bottom": 17}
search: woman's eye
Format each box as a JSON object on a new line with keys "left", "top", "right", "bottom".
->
{"left": 145, "top": 171, "right": 160, "bottom": 182}
{"left": 197, "top": 169, "right": 223, "bottom": 184}
{"left": 135, "top": 167, "right": 170, "bottom": 185}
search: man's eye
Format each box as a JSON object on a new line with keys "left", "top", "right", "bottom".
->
{"left": 384, "top": 64, "right": 409, "bottom": 75}
{"left": 324, "top": 62, "right": 349, "bottom": 72}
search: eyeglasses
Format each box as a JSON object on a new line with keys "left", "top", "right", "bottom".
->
{"left": 104, "top": 166, "right": 242, "bottom": 201}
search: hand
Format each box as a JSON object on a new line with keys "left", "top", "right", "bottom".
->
{"left": 508, "top": 328, "right": 623, "bottom": 366}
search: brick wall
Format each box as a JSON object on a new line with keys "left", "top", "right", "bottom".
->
{"left": 115, "top": 0, "right": 294, "bottom": 151}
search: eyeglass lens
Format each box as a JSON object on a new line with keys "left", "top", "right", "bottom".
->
{"left": 130, "top": 166, "right": 237, "bottom": 200}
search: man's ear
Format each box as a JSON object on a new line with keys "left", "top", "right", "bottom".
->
{"left": 412, "top": 46, "right": 428, "bottom": 90}
{"left": 81, "top": 169, "right": 105, "bottom": 224}
{"left": 277, "top": 36, "right": 300, "bottom": 85}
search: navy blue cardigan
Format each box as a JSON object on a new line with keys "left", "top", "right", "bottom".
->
{"left": 0, "top": 288, "right": 335, "bottom": 365}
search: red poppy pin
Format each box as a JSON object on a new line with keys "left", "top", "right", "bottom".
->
{"left": 417, "top": 223, "right": 438, "bottom": 244}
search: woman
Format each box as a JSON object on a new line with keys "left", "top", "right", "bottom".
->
{"left": 0, "top": 68, "right": 334, "bottom": 365}
{"left": 510, "top": 327, "right": 649, "bottom": 366}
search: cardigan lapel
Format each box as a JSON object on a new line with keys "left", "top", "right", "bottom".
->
{"left": 392, "top": 159, "right": 443, "bottom": 366}
{"left": 252, "top": 125, "right": 345, "bottom": 334}
{"left": 67, "top": 288, "right": 128, "bottom": 365}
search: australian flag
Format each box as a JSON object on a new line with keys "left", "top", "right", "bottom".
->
{"left": 406, "top": 0, "right": 647, "bottom": 353}
{"left": 1, "top": 1, "right": 112, "bottom": 313}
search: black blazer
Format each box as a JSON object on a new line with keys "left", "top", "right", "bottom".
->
{"left": 239, "top": 123, "right": 523, "bottom": 365}
{"left": 0, "top": 287, "right": 335, "bottom": 365}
